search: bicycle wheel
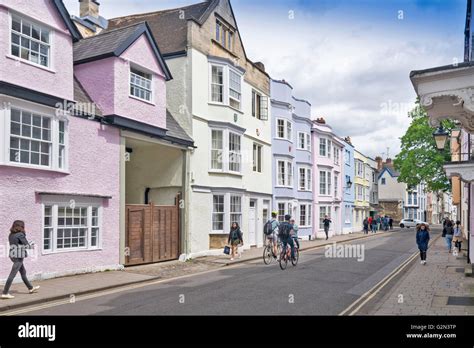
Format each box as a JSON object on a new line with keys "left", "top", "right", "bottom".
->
{"left": 291, "top": 248, "right": 299, "bottom": 266}
{"left": 263, "top": 245, "right": 272, "bottom": 265}
{"left": 279, "top": 249, "right": 288, "bottom": 270}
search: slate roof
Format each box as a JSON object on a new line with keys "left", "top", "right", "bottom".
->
{"left": 73, "top": 77, "right": 102, "bottom": 116}
{"left": 381, "top": 164, "right": 400, "bottom": 178}
{"left": 106, "top": 1, "right": 217, "bottom": 55}
{"left": 165, "top": 110, "right": 193, "bottom": 145}
{"left": 73, "top": 22, "right": 172, "bottom": 80}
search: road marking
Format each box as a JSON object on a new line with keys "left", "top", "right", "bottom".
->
{"left": 2, "top": 232, "right": 389, "bottom": 315}
{"left": 339, "top": 234, "right": 441, "bottom": 316}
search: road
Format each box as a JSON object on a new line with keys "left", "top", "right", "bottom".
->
{"left": 19, "top": 228, "right": 436, "bottom": 315}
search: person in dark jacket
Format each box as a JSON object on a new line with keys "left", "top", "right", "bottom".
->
{"left": 416, "top": 223, "right": 430, "bottom": 265}
{"left": 2, "top": 221, "right": 40, "bottom": 299}
{"left": 442, "top": 219, "right": 454, "bottom": 253}
{"left": 371, "top": 216, "right": 377, "bottom": 233}
{"left": 227, "top": 222, "right": 243, "bottom": 261}
{"left": 388, "top": 217, "right": 393, "bottom": 230}
{"left": 363, "top": 218, "right": 369, "bottom": 234}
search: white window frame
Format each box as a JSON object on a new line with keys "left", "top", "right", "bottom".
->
{"left": 345, "top": 149, "right": 351, "bottom": 165}
{"left": 253, "top": 142, "right": 263, "bottom": 173}
{"left": 276, "top": 158, "right": 293, "bottom": 187}
{"left": 299, "top": 203, "right": 312, "bottom": 227}
{"left": 298, "top": 167, "right": 312, "bottom": 191}
{"left": 209, "top": 63, "right": 243, "bottom": 110}
{"left": 41, "top": 196, "right": 102, "bottom": 254}
{"left": 211, "top": 193, "right": 243, "bottom": 233}
{"left": 319, "top": 205, "right": 331, "bottom": 230}
{"left": 209, "top": 127, "right": 243, "bottom": 174}
{"left": 252, "top": 89, "right": 268, "bottom": 120}
{"left": 334, "top": 147, "right": 340, "bottom": 165}
{"left": 129, "top": 65, "right": 153, "bottom": 103}
{"left": 277, "top": 201, "right": 290, "bottom": 222}
{"left": 297, "top": 132, "right": 311, "bottom": 152}
{"left": 275, "top": 118, "right": 292, "bottom": 141}
{"left": 319, "top": 138, "right": 326, "bottom": 157}
{"left": 9, "top": 13, "right": 52, "bottom": 69}
{"left": 334, "top": 173, "right": 338, "bottom": 197}
{"left": 0, "top": 99, "right": 69, "bottom": 172}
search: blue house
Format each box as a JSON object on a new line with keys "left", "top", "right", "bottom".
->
{"left": 271, "top": 79, "right": 313, "bottom": 239}
{"left": 342, "top": 137, "right": 355, "bottom": 233}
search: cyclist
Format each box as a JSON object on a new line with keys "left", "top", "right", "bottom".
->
{"left": 280, "top": 214, "right": 295, "bottom": 261}
{"left": 290, "top": 218, "right": 300, "bottom": 249}
{"left": 266, "top": 212, "right": 280, "bottom": 259}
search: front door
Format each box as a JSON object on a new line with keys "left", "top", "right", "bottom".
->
{"left": 249, "top": 200, "right": 257, "bottom": 246}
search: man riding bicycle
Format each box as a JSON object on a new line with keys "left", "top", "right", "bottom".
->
{"left": 290, "top": 218, "right": 300, "bottom": 249}
{"left": 280, "top": 214, "right": 295, "bottom": 261}
{"left": 265, "top": 212, "right": 280, "bottom": 259}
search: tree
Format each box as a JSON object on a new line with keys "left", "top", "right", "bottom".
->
{"left": 393, "top": 100, "right": 455, "bottom": 192}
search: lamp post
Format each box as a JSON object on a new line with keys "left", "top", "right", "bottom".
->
{"left": 432, "top": 126, "right": 449, "bottom": 151}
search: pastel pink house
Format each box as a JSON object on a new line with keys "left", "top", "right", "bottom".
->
{"left": 0, "top": 0, "right": 193, "bottom": 283}
{"left": 312, "top": 117, "right": 345, "bottom": 238}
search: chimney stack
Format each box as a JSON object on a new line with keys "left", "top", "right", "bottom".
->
{"left": 386, "top": 158, "right": 392, "bottom": 165}
{"left": 375, "top": 156, "right": 383, "bottom": 170}
{"left": 80, "top": 0, "right": 100, "bottom": 18}
{"left": 344, "top": 136, "right": 352, "bottom": 145}
{"left": 314, "top": 117, "right": 326, "bottom": 124}
{"left": 254, "top": 62, "right": 265, "bottom": 72}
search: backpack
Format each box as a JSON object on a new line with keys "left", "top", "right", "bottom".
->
{"left": 264, "top": 220, "right": 274, "bottom": 235}
{"left": 279, "top": 222, "right": 292, "bottom": 239}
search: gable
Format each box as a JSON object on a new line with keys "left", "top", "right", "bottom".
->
{"left": 121, "top": 34, "right": 164, "bottom": 77}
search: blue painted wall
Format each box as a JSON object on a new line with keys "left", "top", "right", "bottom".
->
{"left": 342, "top": 139, "right": 355, "bottom": 233}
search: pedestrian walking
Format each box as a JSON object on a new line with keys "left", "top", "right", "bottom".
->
{"left": 2, "top": 220, "right": 40, "bottom": 300}
{"left": 453, "top": 220, "right": 463, "bottom": 254}
{"left": 376, "top": 216, "right": 382, "bottom": 231}
{"left": 227, "top": 222, "right": 243, "bottom": 261}
{"left": 363, "top": 217, "right": 369, "bottom": 234}
{"left": 371, "top": 216, "right": 377, "bottom": 233}
{"left": 416, "top": 223, "right": 430, "bottom": 265}
{"left": 442, "top": 219, "right": 454, "bottom": 253}
{"left": 383, "top": 216, "right": 389, "bottom": 231}
{"left": 388, "top": 217, "right": 393, "bottom": 230}
{"left": 322, "top": 215, "right": 331, "bottom": 240}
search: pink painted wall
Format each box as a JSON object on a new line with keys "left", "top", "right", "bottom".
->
{"left": 0, "top": 116, "right": 121, "bottom": 280}
{"left": 0, "top": 1, "right": 74, "bottom": 101}
{"left": 75, "top": 35, "right": 167, "bottom": 129}
{"left": 312, "top": 124, "right": 344, "bottom": 235}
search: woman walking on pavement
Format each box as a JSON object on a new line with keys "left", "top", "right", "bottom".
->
{"left": 2, "top": 220, "right": 40, "bottom": 299}
{"left": 416, "top": 223, "right": 430, "bottom": 265}
{"left": 442, "top": 219, "right": 454, "bottom": 253}
{"left": 453, "top": 220, "right": 463, "bottom": 254}
{"left": 227, "top": 222, "right": 243, "bottom": 261}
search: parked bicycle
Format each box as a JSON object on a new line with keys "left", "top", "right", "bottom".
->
{"left": 279, "top": 242, "right": 299, "bottom": 270}
{"left": 263, "top": 238, "right": 281, "bottom": 265}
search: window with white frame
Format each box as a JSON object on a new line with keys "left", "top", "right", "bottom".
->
{"left": 252, "top": 90, "right": 268, "bottom": 120}
{"left": 277, "top": 202, "right": 289, "bottom": 222}
{"left": 299, "top": 167, "right": 312, "bottom": 191}
{"left": 230, "top": 195, "right": 242, "bottom": 226}
{"left": 298, "top": 132, "right": 311, "bottom": 151}
{"left": 11, "top": 14, "right": 50, "bottom": 68}
{"left": 328, "top": 140, "right": 332, "bottom": 158}
{"left": 215, "top": 19, "right": 234, "bottom": 51}
{"left": 277, "top": 159, "right": 293, "bottom": 187}
{"left": 130, "top": 67, "right": 152, "bottom": 102}
{"left": 334, "top": 174, "right": 338, "bottom": 197}
{"left": 365, "top": 187, "right": 370, "bottom": 202}
{"left": 210, "top": 129, "right": 242, "bottom": 173}
{"left": 276, "top": 119, "right": 292, "bottom": 141}
{"left": 319, "top": 138, "right": 326, "bottom": 156}
{"left": 229, "top": 69, "right": 241, "bottom": 109}
{"left": 319, "top": 206, "right": 331, "bottom": 229}
{"left": 253, "top": 143, "right": 262, "bottom": 173}
{"left": 319, "top": 170, "right": 327, "bottom": 195}
{"left": 356, "top": 161, "right": 363, "bottom": 177}
{"left": 357, "top": 185, "right": 363, "bottom": 201}
{"left": 334, "top": 147, "right": 340, "bottom": 165}
{"left": 345, "top": 149, "right": 351, "bottom": 165}
{"left": 212, "top": 194, "right": 225, "bottom": 231}
{"left": 6, "top": 107, "right": 67, "bottom": 170}
{"left": 345, "top": 205, "right": 351, "bottom": 223}
{"left": 299, "top": 204, "right": 312, "bottom": 227}
{"left": 209, "top": 63, "right": 242, "bottom": 110}
{"left": 42, "top": 201, "right": 101, "bottom": 252}
{"left": 228, "top": 132, "right": 241, "bottom": 172}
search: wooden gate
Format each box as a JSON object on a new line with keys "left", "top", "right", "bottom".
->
{"left": 125, "top": 196, "right": 180, "bottom": 266}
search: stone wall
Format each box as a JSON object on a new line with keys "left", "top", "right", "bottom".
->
{"left": 378, "top": 200, "right": 403, "bottom": 223}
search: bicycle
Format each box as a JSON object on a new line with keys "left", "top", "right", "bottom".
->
{"left": 263, "top": 236, "right": 281, "bottom": 265}
{"left": 279, "top": 240, "right": 299, "bottom": 270}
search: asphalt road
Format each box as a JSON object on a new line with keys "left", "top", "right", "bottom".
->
{"left": 22, "top": 228, "right": 434, "bottom": 315}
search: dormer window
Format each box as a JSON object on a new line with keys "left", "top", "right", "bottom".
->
{"left": 130, "top": 67, "right": 152, "bottom": 102}
{"left": 216, "top": 19, "right": 234, "bottom": 51}
{"left": 11, "top": 14, "right": 50, "bottom": 68}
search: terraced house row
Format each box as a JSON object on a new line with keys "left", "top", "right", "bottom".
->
{"left": 0, "top": 0, "right": 382, "bottom": 282}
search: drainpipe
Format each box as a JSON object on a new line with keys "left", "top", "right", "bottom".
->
{"left": 144, "top": 187, "right": 151, "bottom": 205}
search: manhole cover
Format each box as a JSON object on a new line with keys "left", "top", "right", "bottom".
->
{"left": 447, "top": 297, "right": 474, "bottom": 306}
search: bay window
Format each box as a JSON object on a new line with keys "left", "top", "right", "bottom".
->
{"left": 209, "top": 63, "right": 242, "bottom": 110}
{"left": 211, "top": 65, "right": 224, "bottom": 103}
{"left": 229, "top": 70, "right": 241, "bottom": 109}
{"left": 298, "top": 132, "right": 311, "bottom": 151}
{"left": 211, "top": 193, "right": 243, "bottom": 232}
{"left": 210, "top": 128, "right": 242, "bottom": 174}
{"left": 277, "top": 159, "right": 293, "bottom": 187}
{"left": 299, "top": 167, "right": 312, "bottom": 191}
{"left": 276, "top": 119, "right": 292, "bottom": 141}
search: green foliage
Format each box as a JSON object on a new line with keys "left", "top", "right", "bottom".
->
{"left": 393, "top": 101, "right": 455, "bottom": 192}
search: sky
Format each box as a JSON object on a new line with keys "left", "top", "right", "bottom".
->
{"left": 64, "top": 0, "right": 467, "bottom": 159}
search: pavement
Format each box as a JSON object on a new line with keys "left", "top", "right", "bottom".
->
{"left": 0, "top": 230, "right": 380, "bottom": 313}
{"left": 370, "top": 234, "right": 474, "bottom": 315}
{"left": 3, "top": 228, "right": 432, "bottom": 315}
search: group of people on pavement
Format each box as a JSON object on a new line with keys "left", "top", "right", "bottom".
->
{"left": 414, "top": 218, "right": 464, "bottom": 266}
{"left": 362, "top": 215, "right": 393, "bottom": 234}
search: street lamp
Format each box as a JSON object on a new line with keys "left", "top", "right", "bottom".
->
{"left": 346, "top": 177, "right": 353, "bottom": 189}
{"left": 432, "top": 126, "right": 449, "bottom": 151}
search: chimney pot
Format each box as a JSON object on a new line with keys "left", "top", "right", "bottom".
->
{"left": 79, "top": 0, "right": 100, "bottom": 18}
